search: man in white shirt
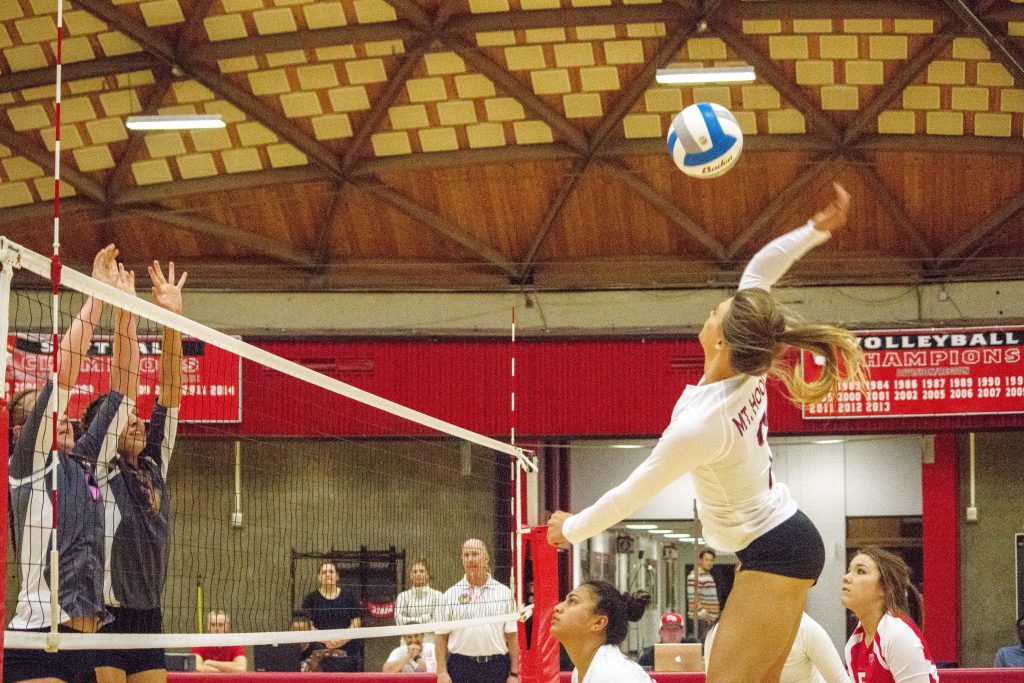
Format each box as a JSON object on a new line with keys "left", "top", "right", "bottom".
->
{"left": 383, "top": 632, "right": 437, "bottom": 673}
{"left": 435, "top": 539, "right": 519, "bottom": 683}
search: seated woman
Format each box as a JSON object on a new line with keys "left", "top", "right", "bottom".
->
{"left": 550, "top": 580, "right": 652, "bottom": 683}
{"left": 842, "top": 546, "right": 938, "bottom": 683}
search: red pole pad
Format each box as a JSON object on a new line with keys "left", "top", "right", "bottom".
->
{"left": 519, "top": 525, "right": 561, "bottom": 683}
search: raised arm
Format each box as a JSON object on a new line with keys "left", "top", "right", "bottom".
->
{"left": 111, "top": 263, "right": 139, "bottom": 401}
{"left": 739, "top": 183, "right": 849, "bottom": 292}
{"left": 149, "top": 260, "right": 186, "bottom": 410}
{"left": 59, "top": 245, "right": 119, "bottom": 390}
{"left": 551, "top": 409, "right": 730, "bottom": 545}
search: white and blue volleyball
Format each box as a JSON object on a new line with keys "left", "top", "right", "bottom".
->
{"left": 666, "top": 102, "right": 743, "bottom": 179}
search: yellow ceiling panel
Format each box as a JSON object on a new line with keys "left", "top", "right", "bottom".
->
{"left": 117, "top": 70, "right": 156, "bottom": 88}
{"left": 20, "top": 85, "right": 53, "bottom": 102}
{"left": 925, "top": 111, "right": 963, "bottom": 135}
{"left": 576, "top": 25, "right": 616, "bottom": 41}
{"left": 248, "top": 69, "right": 291, "bottom": 95}
{"left": 62, "top": 36, "right": 97, "bottom": 63}
{"left": 280, "top": 91, "right": 323, "bottom": 118}
{"left": 504, "top": 45, "right": 546, "bottom": 71}
{"left": 15, "top": 16, "right": 56, "bottom": 44}
{"left": 218, "top": 55, "right": 259, "bottom": 73}
{"left": 2, "top": 156, "right": 43, "bottom": 181}
{"left": 0, "top": 144, "right": 10, "bottom": 158}
{"left": 795, "top": 60, "right": 834, "bottom": 86}
{"left": 820, "top": 85, "right": 858, "bottom": 111}
{"left": 86, "top": 118, "right": 129, "bottom": 145}
{"left": 951, "top": 86, "right": 990, "bottom": 112}
{"left": 7, "top": 103, "right": 48, "bottom": 131}
{"left": 767, "top": 35, "right": 808, "bottom": 60}
{"left": 530, "top": 69, "right": 571, "bottom": 95}
{"left": 642, "top": 88, "right": 681, "bottom": 113}
{"left": 204, "top": 13, "right": 248, "bottom": 41}
{"left": 221, "top": 0, "right": 264, "bottom": 11}
{"left": 4, "top": 44, "right": 48, "bottom": 71}
{"left": 843, "top": 19, "right": 883, "bottom": 34}
{"left": 406, "top": 77, "right": 448, "bottom": 103}
{"left": 571, "top": 0, "right": 612, "bottom": 7}
{"left": 563, "top": 92, "right": 602, "bottom": 118}
{"left": 869, "top": 35, "right": 907, "bottom": 60}
{"left": 176, "top": 152, "right": 219, "bottom": 179}
{"left": 265, "top": 49, "right": 305, "bottom": 66}
{"left": 418, "top": 127, "right": 458, "bottom": 153}
{"left": 0, "top": 2, "right": 24, "bottom": 21}
{"left": 140, "top": 0, "right": 185, "bottom": 27}
{"left": 297, "top": 63, "right": 340, "bottom": 91}
{"left": 513, "top": 120, "right": 553, "bottom": 144}
{"left": 603, "top": 40, "right": 644, "bottom": 65}
{"left": 189, "top": 128, "right": 233, "bottom": 152}
{"left": 158, "top": 104, "right": 198, "bottom": 116}
{"left": 316, "top": 45, "right": 356, "bottom": 61}
{"left": 61, "top": 97, "right": 98, "bottom": 124}
{"left": 266, "top": 143, "right": 307, "bottom": 168}
{"left": 173, "top": 81, "right": 215, "bottom": 104}
{"left": 0, "top": 182, "right": 34, "bottom": 208}
{"left": 364, "top": 39, "right": 404, "bottom": 57}
{"left": 766, "top": 109, "right": 805, "bottom": 134}
{"left": 236, "top": 121, "right": 279, "bottom": 146}
{"left": 469, "top": 0, "right": 509, "bottom": 13}
{"left": 353, "top": 0, "right": 396, "bottom": 24}
{"left": 521, "top": 0, "right": 559, "bottom": 9}
{"left": 436, "top": 100, "right": 477, "bottom": 126}
{"left": 304, "top": 2, "right": 347, "bottom": 29}
{"left": 974, "top": 112, "right": 1011, "bottom": 137}
{"left": 328, "top": 85, "right": 370, "bottom": 112}
{"left": 485, "top": 96, "right": 524, "bottom": 122}
{"left": 625, "top": 23, "right": 664, "bottom": 38}
{"left": 345, "top": 58, "right": 387, "bottom": 84}
{"left": 692, "top": 85, "right": 731, "bottom": 108}
{"left": 132, "top": 158, "right": 174, "bottom": 185}
{"left": 40, "top": 125, "right": 85, "bottom": 150}
{"left": 1000, "top": 89, "right": 1024, "bottom": 113}
{"left": 818, "top": 35, "right": 858, "bottom": 60}
{"left": 977, "top": 62, "right": 1014, "bottom": 87}
{"left": 34, "top": 176, "right": 77, "bottom": 200}
{"left": 72, "top": 145, "right": 116, "bottom": 172}
{"left": 0, "top": 26, "right": 11, "bottom": 50}
{"left": 222, "top": 147, "right": 263, "bottom": 173}
{"left": 893, "top": 19, "right": 933, "bottom": 34}
{"left": 554, "top": 42, "right": 595, "bottom": 68}
{"left": 475, "top": 31, "right": 516, "bottom": 47}
{"left": 903, "top": 85, "right": 940, "bottom": 110}
{"left": 741, "top": 19, "right": 781, "bottom": 35}
{"left": 62, "top": 10, "right": 107, "bottom": 35}
{"left": 454, "top": 73, "right": 495, "bottom": 99}
{"left": 845, "top": 60, "right": 884, "bottom": 86}
{"left": 145, "top": 131, "right": 188, "bottom": 158}
{"left": 1009, "top": 22, "right": 1024, "bottom": 36}
{"left": 253, "top": 7, "right": 297, "bottom": 34}
{"left": 424, "top": 52, "right": 466, "bottom": 76}
{"left": 579, "top": 66, "right": 619, "bottom": 92}
{"left": 465, "top": 122, "right": 505, "bottom": 148}
{"left": 202, "top": 100, "right": 247, "bottom": 123}
{"left": 622, "top": 113, "right": 660, "bottom": 138}
{"left": 311, "top": 112, "right": 352, "bottom": 139}
{"left": 792, "top": 19, "right": 832, "bottom": 34}
{"left": 877, "top": 110, "right": 915, "bottom": 134}
{"left": 98, "top": 31, "right": 143, "bottom": 56}
{"left": 525, "top": 28, "right": 566, "bottom": 44}
{"left": 927, "top": 60, "right": 966, "bottom": 85}
{"left": 389, "top": 103, "right": 430, "bottom": 130}
{"left": 741, "top": 84, "right": 781, "bottom": 110}
{"left": 952, "top": 38, "right": 989, "bottom": 61}
{"left": 371, "top": 130, "right": 412, "bottom": 156}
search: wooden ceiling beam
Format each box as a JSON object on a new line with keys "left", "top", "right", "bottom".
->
{"left": 856, "top": 134, "right": 1024, "bottom": 154}
{"left": 341, "top": 37, "right": 432, "bottom": 173}
{"left": 444, "top": 37, "right": 590, "bottom": 152}
{"left": 310, "top": 182, "right": 345, "bottom": 273}
{"left": 597, "top": 160, "right": 727, "bottom": 261}
{"left": 851, "top": 162, "right": 934, "bottom": 261}
{"left": 935, "top": 187, "right": 1024, "bottom": 270}
{"left": 731, "top": 1, "right": 944, "bottom": 20}
{"left": 516, "top": 155, "right": 591, "bottom": 283}
{"left": 843, "top": 28, "right": 957, "bottom": 147}
{"left": 380, "top": 0, "right": 433, "bottom": 30}
{"left": 356, "top": 144, "right": 581, "bottom": 175}
{"left": 0, "top": 126, "right": 107, "bottom": 203}
{"left": 355, "top": 178, "right": 520, "bottom": 278}
{"left": 176, "top": 0, "right": 219, "bottom": 52}
{"left": 713, "top": 23, "right": 843, "bottom": 146}
{"left": 600, "top": 135, "right": 836, "bottom": 156}
{"left": 725, "top": 156, "right": 838, "bottom": 261}
{"left": 938, "top": 0, "right": 1024, "bottom": 85}
{"left": 445, "top": 3, "right": 683, "bottom": 33}
{"left": 114, "top": 167, "right": 327, "bottom": 204}
{"left": 123, "top": 205, "right": 314, "bottom": 265}
{"left": 192, "top": 22, "right": 421, "bottom": 61}
{"left": 0, "top": 54, "right": 163, "bottom": 94}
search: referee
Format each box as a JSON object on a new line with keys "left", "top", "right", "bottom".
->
{"left": 435, "top": 539, "right": 519, "bottom": 683}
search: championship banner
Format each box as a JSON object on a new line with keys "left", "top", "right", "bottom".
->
{"left": 6, "top": 334, "right": 242, "bottom": 423}
{"left": 802, "top": 326, "right": 1024, "bottom": 419}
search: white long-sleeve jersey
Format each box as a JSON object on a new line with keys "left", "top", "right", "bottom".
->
{"left": 563, "top": 222, "right": 829, "bottom": 551}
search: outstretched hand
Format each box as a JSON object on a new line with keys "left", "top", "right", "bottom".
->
{"left": 547, "top": 511, "right": 572, "bottom": 548}
{"left": 148, "top": 260, "right": 187, "bottom": 314}
{"left": 811, "top": 182, "right": 851, "bottom": 233}
{"left": 114, "top": 263, "right": 136, "bottom": 297}
{"left": 91, "top": 244, "right": 119, "bottom": 286}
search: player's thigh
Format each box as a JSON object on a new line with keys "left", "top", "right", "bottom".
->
{"left": 95, "top": 667, "right": 128, "bottom": 683}
{"left": 705, "top": 569, "right": 812, "bottom": 683}
{"left": 126, "top": 669, "right": 167, "bottom": 683}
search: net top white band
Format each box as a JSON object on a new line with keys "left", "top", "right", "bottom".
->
{"left": 0, "top": 237, "right": 533, "bottom": 464}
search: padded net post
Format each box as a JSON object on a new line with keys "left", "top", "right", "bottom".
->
{"left": 519, "top": 525, "right": 560, "bottom": 683}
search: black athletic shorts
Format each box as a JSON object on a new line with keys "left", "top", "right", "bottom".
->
{"left": 736, "top": 509, "right": 825, "bottom": 581}
{"left": 93, "top": 606, "right": 166, "bottom": 675}
{"left": 3, "top": 625, "right": 96, "bottom": 683}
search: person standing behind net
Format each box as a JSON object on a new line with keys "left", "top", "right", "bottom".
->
{"left": 547, "top": 183, "right": 868, "bottom": 683}
{"left": 300, "top": 562, "right": 364, "bottom": 671}
{"left": 5, "top": 245, "right": 126, "bottom": 683}
{"left": 550, "top": 580, "right": 652, "bottom": 682}
{"left": 395, "top": 559, "right": 444, "bottom": 637}
{"left": 843, "top": 547, "right": 938, "bottom": 683}
{"left": 686, "top": 548, "right": 720, "bottom": 641}
{"left": 90, "top": 260, "right": 187, "bottom": 683}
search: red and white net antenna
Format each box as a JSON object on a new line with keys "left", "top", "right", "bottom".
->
{"left": 48, "top": 0, "right": 66, "bottom": 648}
{"left": 511, "top": 307, "right": 538, "bottom": 613}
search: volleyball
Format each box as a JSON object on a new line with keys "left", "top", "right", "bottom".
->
{"left": 666, "top": 102, "right": 744, "bottom": 179}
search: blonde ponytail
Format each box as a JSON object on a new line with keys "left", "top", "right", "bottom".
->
{"left": 723, "top": 288, "right": 869, "bottom": 406}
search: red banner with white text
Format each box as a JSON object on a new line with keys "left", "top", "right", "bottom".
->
{"left": 802, "top": 326, "right": 1024, "bottom": 419}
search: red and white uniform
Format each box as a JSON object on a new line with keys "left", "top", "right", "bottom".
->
{"left": 562, "top": 222, "right": 829, "bottom": 550}
{"left": 845, "top": 613, "right": 938, "bottom": 683}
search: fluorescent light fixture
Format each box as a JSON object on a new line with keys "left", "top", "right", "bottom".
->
{"left": 665, "top": 533, "right": 688, "bottom": 539}
{"left": 611, "top": 444, "right": 645, "bottom": 449}
{"left": 125, "top": 114, "right": 226, "bottom": 130}
{"left": 814, "top": 439, "right": 844, "bottom": 444}
{"left": 648, "top": 529, "right": 673, "bottom": 535}
{"left": 655, "top": 65, "right": 755, "bottom": 85}
{"left": 625, "top": 524, "right": 658, "bottom": 530}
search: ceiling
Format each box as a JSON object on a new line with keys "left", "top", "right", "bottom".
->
{"left": 0, "top": 0, "right": 1023, "bottom": 292}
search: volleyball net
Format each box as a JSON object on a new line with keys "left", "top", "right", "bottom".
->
{"left": 0, "top": 237, "right": 541, "bottom": 670}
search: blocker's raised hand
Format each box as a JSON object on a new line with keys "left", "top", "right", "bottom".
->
{"left": 811, "top": 182, "right": 851, "bottom": 233}
{"left": 148, "top": 260, "right": 187, "bottom": 314}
